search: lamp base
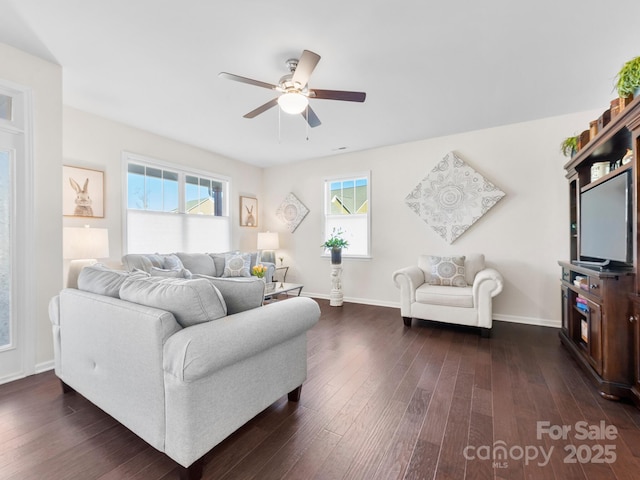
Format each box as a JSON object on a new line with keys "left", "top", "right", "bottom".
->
{"left": 259, "top": 250, "right": 276, "bottom": 265}
{"left": 67, "top": 259, "right": 97, "bottom": 289}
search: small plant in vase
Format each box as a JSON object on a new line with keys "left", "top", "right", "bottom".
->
{"left": 615, "top": 56, "right": 640, "bottom": 100}
{"left": 252, "top": 264, "right": 267, "bottom": 279}
{"left": 560, "top": 135, "right": 579, "bottom": 158}
{"left": 322, "top": 227, "right": 349, "bottom": 264}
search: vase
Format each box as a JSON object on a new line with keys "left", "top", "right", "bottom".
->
{"left": 331, "top": 247, "right": 342, "bottom": 265}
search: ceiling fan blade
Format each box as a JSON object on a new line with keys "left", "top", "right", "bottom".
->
{"left": 291, "top": 50, "right": 321, "bottom": 88}
{"left": 302, "top": 106, "right": 321, "bottom": 128}
{"left": 219, "top": 72, "right": 277, "bottom": 90}
{"left": 311, "top": 89, "right": 366, "bottom": 102}
{"left": 243, "top": 98, "right": 279, "bottom": 118}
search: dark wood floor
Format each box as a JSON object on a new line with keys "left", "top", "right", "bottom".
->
{"left": 2, "top": 300, "right": 640, "bottom": 479}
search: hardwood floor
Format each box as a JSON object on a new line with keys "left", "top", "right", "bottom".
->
{"left": 2, "top": 299, "right": 640, "bottom": 479}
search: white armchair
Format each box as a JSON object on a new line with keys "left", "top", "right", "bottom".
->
{"left": 392, "top": 254, "right": 503, "bottom": 336}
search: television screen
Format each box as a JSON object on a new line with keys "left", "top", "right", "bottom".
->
{"left": 580, "top": 170, "right": 631, "bottom": 264}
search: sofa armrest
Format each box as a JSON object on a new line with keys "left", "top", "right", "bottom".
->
{"left": 259, "top": 261, "right": 276, "bottom": 282}
{"left": 392, "top": 266, "right": 425, "bottom": 316}
{"left": 163, "top": 297, "right": 320, "bottom": 383}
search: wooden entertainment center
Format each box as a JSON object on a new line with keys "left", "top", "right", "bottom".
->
{"left": 560, "top": 95, "right": 640, "bottom": 405}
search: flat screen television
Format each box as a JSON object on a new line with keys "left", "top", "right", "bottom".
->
{"left": 579, "top": 170, "right": 632, "bottom": 267}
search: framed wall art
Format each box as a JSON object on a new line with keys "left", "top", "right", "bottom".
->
{"left": 240, "top": 196, "right": 258, "bottom": 227}
{"left": 276, "top": 192, "right": 309, "bottom": 233}
{"left": 404, "top": 151, "right": 505, "bottom": 244}
{"left": 63, "top": 165, "right": 105, "bottom": 218}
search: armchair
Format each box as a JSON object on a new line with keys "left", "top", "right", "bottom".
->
{"left": 392, "top": 254, "right": 503, "bottom": 336}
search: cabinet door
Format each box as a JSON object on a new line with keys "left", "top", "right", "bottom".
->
{"left": 632, "top": 307, "right": 640, "bottom": 393}
{"left": 561, "top": 285, "right": 570, "bottom": 334}
{"left": 587, "top": 299, "right": 603, "bottom": 375}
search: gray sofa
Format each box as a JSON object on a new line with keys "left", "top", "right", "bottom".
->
{"left": 121, "top": 252, "right": 276, "bottom": 287}
{"left": 48, "top": 264, "right": 320, "bottom": 479}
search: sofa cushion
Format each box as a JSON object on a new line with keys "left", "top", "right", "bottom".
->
{"left": 415, "top": 284, "right": 474, "bottom": 308}
{"left": 209, "top": 253, "right": 226, "bottom": 276}
{"left": 422, "top": 255, "right": 467, "bottom": 287}
{"left": 77, "top": 264, "right": 149, "bottom": 298}
{"left": 222, "top": 253, "right": 251, "bottom": 278}
{"left": 175, "top": 252, "right": 217, "bottom": 276}
{"left": 119, "top": 277, "right": 227, "bottom": 328}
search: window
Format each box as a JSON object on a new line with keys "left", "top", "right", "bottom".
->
{"left": 324, "top": 173, "right": 370, "bottom": 257}
{"left": 124, "top": 152, "right": 230, "bottom": 254}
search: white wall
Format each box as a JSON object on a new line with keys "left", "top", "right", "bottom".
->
{"left": 263, "top": 111, "right": 600, "bottom": 327}
{"left": 63, "top": 106, "right": 264, "bottom": 267}
{"left": 0, "top": 43, "right": 63, "bottom": 368}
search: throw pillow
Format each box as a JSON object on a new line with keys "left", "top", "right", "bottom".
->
{"left": 222, "top": 253, "right": 251, "bottom": 278}
{"left": 119, "top": 277, "right": 227, "bottom": 328}
{"left": 427, "top": 256, "right": 467, "bottom": 287}
{"left": 162, "top": 253, "right": 185, "bottom": 270}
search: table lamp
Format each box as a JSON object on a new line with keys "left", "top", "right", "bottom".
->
{"left": 64, "top": 226, "right": 110, "bottom": 288}
{"left": 257, "top": 231, "right": 279, "bottom": 265}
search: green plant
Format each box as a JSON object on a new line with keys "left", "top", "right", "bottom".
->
{"left": 560, "top": 135, "right": 579, "bottom": 158}
{"left": 322, "top": 227, "right": 349, "bottom": 249}
{"left": 615, "top": 56, "right": 640, "bottom": 98}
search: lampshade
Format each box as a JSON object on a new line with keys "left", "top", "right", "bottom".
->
{"left": 63, "top": 226, "right": 110, "bottom": 259}
{"left": 277, "top": 92, "right": 308, "bottom": 114}
{"left": 257, "top": 232, "right": 279, "bottom": 251}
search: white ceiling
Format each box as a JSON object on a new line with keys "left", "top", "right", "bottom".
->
{"left": 1, "top": 0, "right": 639, "bottom": 167}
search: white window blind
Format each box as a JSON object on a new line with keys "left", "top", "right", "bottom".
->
{"left": 123, "top": 152, "right": 230, "bottom": 254}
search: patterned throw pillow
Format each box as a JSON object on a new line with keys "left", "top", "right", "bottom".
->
{"left": 427, "top": 256, "right": 467, "bottom": 287}
{"left": 222, "top": 253, "right": 251, "bottom": 278}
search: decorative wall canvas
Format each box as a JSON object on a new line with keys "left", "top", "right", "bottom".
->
{"left": 405, "top": 151, "right": 505, "bottom": 244}
{"left": 276, "top": 193, "right": 309, "bottom": 233}
{"left": 63, "top": 165, "right": 104, "bottom": 218}
{"left": 240, "top": 196, "right": 258, "bottom": 227}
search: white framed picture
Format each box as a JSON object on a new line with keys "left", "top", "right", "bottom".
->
{"left": 63, "top": 165, "right": 105, "bottom": 218}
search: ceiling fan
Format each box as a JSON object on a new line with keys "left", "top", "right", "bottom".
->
{"left": 219, "top": 50, "right": 366, "bottom": 128}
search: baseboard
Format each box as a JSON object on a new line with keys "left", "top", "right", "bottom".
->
{"left": 36, "top": 360, "right": 54, "bottom": 374}
{"left": 303, "top": 292, "right": 560, "bottom": 328}
{"left": 302, "top": 292, "right": 398, "bottom": 309}
{"left": 493, "top": 313, "right": 560, "bottom": 329}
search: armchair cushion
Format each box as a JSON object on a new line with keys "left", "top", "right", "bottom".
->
{"left": 415, "top": 284, "right": 473, "bottom": 308}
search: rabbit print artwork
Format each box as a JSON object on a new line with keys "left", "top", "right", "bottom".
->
{"left": 69, "top": 177, "right": 94, "bottom": 216}
{"left": 245, "top": 204, "right": 255, "bottom": 226}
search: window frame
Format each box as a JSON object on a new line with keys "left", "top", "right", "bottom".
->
{"left": 322, "top": 171, "right": 371, "bottom": 260}
{"left": 122, "top": 151, "right": 231, "bottom": 254}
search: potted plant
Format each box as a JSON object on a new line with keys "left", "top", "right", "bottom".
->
{"left": 322, "top": 227, "right": 349, "bottom": 264}
{"left": 560, "top": 135, "right": 579, "bottom": 158}
{"left": 615, "top": 56, "right": 640, "bottom": 102}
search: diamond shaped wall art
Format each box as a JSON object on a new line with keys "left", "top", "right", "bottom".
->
{"left": 276, "top": 192, "right": 309, "bottom": 233}
{"left": 405, "top": 151, "right": 505, "bottom": 244}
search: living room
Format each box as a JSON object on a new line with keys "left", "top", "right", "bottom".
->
{"left": 2, "top": 1, "right": 640, "bottom": 479}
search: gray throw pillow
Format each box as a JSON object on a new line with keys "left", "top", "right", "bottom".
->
{"left": 119, "top": 277, "right": 227, "bottom": 328}
{"left": 222, "top": 253, "right": 251, "bottom": 278}
{"left": 427, "top": 255, "right": 467, "bottom": 287}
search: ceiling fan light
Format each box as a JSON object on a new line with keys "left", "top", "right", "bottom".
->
{"left": 277, "top": 92, "right": 308, "bottom": 114}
